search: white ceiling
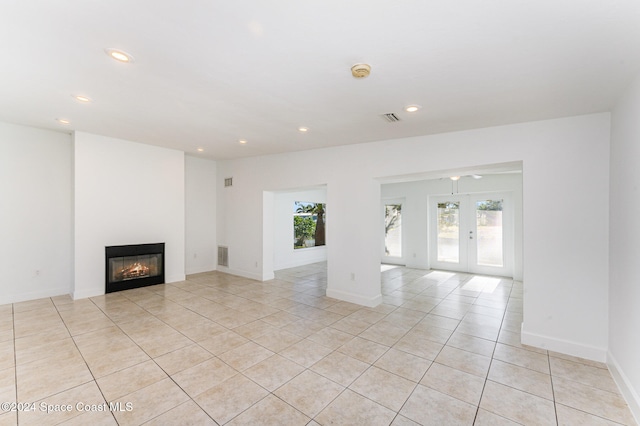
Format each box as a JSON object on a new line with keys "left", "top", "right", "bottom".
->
{"left": 1, "top": 1, "right": 639, "bottom": 160}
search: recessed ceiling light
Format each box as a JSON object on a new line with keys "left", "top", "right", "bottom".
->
{"left": 73, "top": 95, "right": 92, "bottom": 103}
{"left": 56, "top": 118, "right": 70, "bottom": 125}
{"left": 450, "top": 176, "right": 461, "bottom": 181}
{"left": 239, "top": 140, "right": 247, "bottom": 144}
{"left": 105, "top": 48, "right": 135, "bottom": 63}
{"left": 405, "top": 105, "right": 421, "bottom": 113}
{"left": 197, "top": 148, "right": 204, "bottom": 152}
{"left": 298, "top": 127, "right": 309, "bottom": 133}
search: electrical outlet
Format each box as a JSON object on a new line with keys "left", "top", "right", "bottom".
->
{"left": 350, "top": 273, "right": 355, "bottom": 281}
{"left": 255, "top": 261, "right": 258, "bottom": 268}
{"left": 193, "top": 253, "right": 197, "bottom": 259}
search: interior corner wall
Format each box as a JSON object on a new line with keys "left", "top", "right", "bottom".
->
{"left": 217, "top": 112, "right": 611, "bottom": 360}
{"left": 519, "top": 115, "right": 610, "bottom": 362}
{"left": 73, "top": 132, "right": 185, "bottom": 299}
{"left": 215, "top": 160, "right": 265, "bottom": 280}
{"left": 609, "top": 71, "right": 640, "bottom": 420}
{"left": 273, "top": 188, "right": 328, "bottom": 270}
{"left": 185, "top": 155, "right": 217, "bottom": 275}
{"left": 0, "top": 122, "right": 72, "bottom": 304}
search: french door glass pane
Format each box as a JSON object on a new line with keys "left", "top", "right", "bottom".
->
{"left": 476, "top": 200, "right": 503, "bottom": 267}
{"left": 384, "top": 204, "right": 402, "bottom": 257}
{"left": 437, "top": 202, "right": 459, "bottom": 263}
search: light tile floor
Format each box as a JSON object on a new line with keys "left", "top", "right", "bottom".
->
{"left": 0, "top": 263, "right": 636, "bottom": 425}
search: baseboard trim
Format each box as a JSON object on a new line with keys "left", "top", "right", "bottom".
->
{"left": 0, "top": 286, "right": 72, "bottom": 305}
{"left": 185, "top": 266, "right": 216, "bottom": 275}
{"left": 166, "top": 274, "right": 186, "bottom": 283}
{"left": 326, "top": 288, "right": 382, "bottom": 308}
{"left": 74, "top": 288, "right": 105, "bottom": 300}
{"left": 275, "top": 255, "right": 328, "bottom": 271}
{"left": 521, "top": 326, "right": 607, "bottom": 362}
{"left": 403, "top": 261, "right": 428, "bottom": 269}
{"left": 608, "top": 352, "right": 640, "bottom": 425}
{"left": 215, "top": 266, "right": 263, "bottom": 282}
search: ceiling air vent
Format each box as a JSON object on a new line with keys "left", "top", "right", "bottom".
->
{"left": 381, "top": 113, "right": 401, "bottom": 123}
{"left": 224, "top": 177, "right": 233, "bottom": 187}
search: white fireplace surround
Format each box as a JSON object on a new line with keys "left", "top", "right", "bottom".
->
{"left": 72, "top": 132, "right": 186, "bottom": 299}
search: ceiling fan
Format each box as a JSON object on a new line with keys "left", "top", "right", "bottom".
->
{"left": 448, "top": 174, "right": 482, "bottom": 181}
{"left": 444, "top": 174, "right": 482, "bottom": 194}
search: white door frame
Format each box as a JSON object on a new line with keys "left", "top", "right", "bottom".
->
{"left": 429, "top": 192, "right": 513, "bottom": 277}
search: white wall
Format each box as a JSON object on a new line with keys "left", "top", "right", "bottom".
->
{"left": 273, "top": 188, "right": 327, "bottom": 270}
{"left": 381, "top": 173, "right": 523, "bottom": 280}
{"left": 215, "top": 161, "right": 264, "bottom": 280}
{"left": 0, "top": 123, "right": 72, "bottom": 304}
{"left": 73, "top": 132, "right": 185, "bottom": 299}
{"left": 217, "top": 113, "right": 610, "bottom": 360}
{"left": 185, "top": 155, "right": 217, "bottom": 275}
{"left": 609, "top": 72, "right": 640, "bottom": 420}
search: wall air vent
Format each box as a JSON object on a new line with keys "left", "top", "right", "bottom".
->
{"left": 381, "top": 113, "right": 401, "bottom": 123}
{"left": 218, "top": 246, "right": 228, "bottom": 267}
{"left": 224, "top": 177, "right": 233, "bottom": 187}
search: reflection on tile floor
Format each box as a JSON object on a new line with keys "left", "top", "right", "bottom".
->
{"left": 0, "top": 263, "right": 636, "bottom": 425}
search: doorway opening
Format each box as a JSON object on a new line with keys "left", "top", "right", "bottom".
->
{"left": 429, "top": 192, "right": 513, "bottom": 277}
{"left": 378, "top": 162, "right": 522, "bottom": 282}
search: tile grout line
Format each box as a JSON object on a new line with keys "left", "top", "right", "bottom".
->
{"left": 55, "top": 296, "right": 120, "bottom": 425}
{"left": 110, "top": 287, "right": 232, "bottom": 425}
{"left": 379, "top": 272, "right": 492, "bottom": 424}
{"left": 114, "top": 276, "right": 334, "bottom": 425}
{"left": 10, "top": 303, "right": 17, "bottom": 424}
{"left": 6, "top": 265, "right": 634, "bottom": 425}
{"left": 75, "top": 292, "right": 211, "bottom": 425}
{"left": 472, "top": 275, "right": 517, "bottom": 425}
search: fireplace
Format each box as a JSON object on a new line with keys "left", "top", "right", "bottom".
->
{"left": 105, "top": 243, "right": 165, "bottom": 293}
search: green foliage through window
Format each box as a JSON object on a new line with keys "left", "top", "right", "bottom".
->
{"left": 476, "top": 200, "right": 503, "bottom": 211}
{"left": 294, "top": 201, "right": 326, "bottom": 249}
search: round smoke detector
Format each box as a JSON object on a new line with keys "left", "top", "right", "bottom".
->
{"left": 351, "top": 63, "right": 371, "bottom": 78}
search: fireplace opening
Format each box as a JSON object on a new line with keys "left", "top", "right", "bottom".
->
{"left": 105, "top": 243, "right": 165, "bottom": 293}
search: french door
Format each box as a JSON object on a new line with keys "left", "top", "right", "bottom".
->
{"left": 429, "top": 193, "right": 512, "bottom": 277}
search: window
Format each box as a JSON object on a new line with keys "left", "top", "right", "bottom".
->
{"left": 437, "top": 202, "right": 460, "bottom": 263}
{"left": 293, "top": 201, "right": 326, "bottom": 249}
{"left": 475, "top": 199, "right": 503, "bottom": 267}
{"left": 384, "top": 204, "right": 402, "bottom": 257}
